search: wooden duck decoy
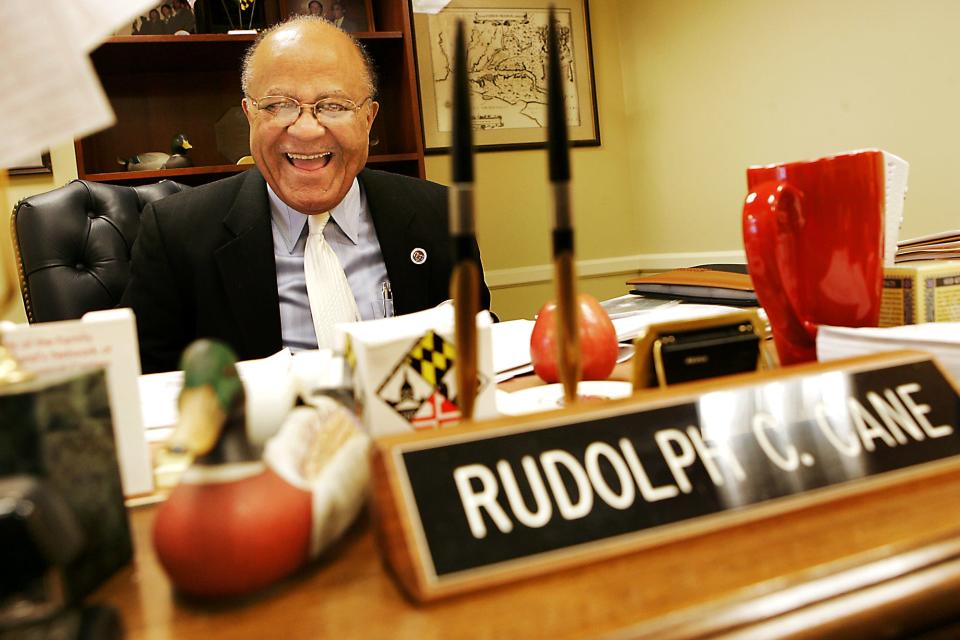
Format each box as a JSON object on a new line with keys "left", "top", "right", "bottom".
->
{"left": 153, "top": 340, "right": 370, "bottom": 599}
{"left": 118, "top": 133, "right": 193, "bottom": 171}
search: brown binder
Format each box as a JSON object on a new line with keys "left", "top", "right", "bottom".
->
{"left": 626, "top": 265, "right": 757, "bottom": 306}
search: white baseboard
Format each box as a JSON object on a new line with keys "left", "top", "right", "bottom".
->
{"left": 487, "top": 250, "right": 746, "bottom": 289}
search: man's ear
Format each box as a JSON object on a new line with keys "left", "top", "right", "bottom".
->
{"left": 241, "top": 98, "right": 255, "bottom": 124}
{"left": 366, "top": 100, "right": 380, "bottom": 130}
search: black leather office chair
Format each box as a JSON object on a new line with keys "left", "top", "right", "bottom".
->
{"left": 11, "top": 179, "right": 191, "bottom": 323}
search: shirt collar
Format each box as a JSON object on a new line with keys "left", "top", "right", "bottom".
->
{"left": 267, "top": 178, "right": 362, "bottom": 252}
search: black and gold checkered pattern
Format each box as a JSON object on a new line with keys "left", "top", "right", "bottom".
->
{"left": 406, "top": 330, "right": 456, "bottom": 387}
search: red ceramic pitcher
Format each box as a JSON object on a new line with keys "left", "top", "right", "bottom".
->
{"left": 742, "top": 150, "right": 885, "bottom": 365}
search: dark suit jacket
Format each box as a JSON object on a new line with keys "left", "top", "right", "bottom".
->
{"left": 120, "top": 167, "right": 490, "bottom": 373}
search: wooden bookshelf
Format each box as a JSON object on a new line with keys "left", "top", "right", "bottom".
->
{"left": 75, "top": 1, "right": 426, "bottom": 184}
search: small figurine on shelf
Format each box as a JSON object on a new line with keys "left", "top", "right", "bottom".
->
{"left": 152, "top": 339, "right": 370, "bottom": 598}
{"left": 117, "top": 133, "right": 192, "bottom": 171}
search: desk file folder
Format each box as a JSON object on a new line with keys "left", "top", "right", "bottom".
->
{"left": 627, "top": 264, "right": 758, "bottom": 307}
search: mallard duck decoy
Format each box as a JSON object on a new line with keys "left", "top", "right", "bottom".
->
{"left": 162, "top": 133, "right": 194, "bottom": 169}
{"left": 117, "top": 133, "right": 192, "bottom": 171}
{"left": 152, "top": 340, "right": 370, "bottom": 598}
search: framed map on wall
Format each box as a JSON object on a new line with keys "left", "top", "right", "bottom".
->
{"left": 413, "top": 0, "right": 599, "bottom": 151}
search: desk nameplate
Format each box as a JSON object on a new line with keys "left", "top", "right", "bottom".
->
{"left": 370, "top": 351, "right": 960, "bottom": 602}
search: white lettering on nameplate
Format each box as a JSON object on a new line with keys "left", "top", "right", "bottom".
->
{"left": 400, "top": 361, "right": 960, "bottom": 577}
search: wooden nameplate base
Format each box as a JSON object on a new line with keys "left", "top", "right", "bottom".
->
{"left": 370, "top": 351, "right": 960, "bottom": 602}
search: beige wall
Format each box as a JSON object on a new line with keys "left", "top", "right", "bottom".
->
{"left": 616, "top": 0, "right": 960, "bottom": 253}
{"left": 1, "top": 142, "right": 78, "bottom": 323}
{"left": 431, "top": 0, "right": 960, "bottom": 320}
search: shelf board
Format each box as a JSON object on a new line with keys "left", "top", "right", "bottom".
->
{"left": 105, "top": 34, "right": 255, "bottom": 44}
{"left": 81, "top": 153, "right": 419, "bottom": 183}
{"left": 81, "top": 164, "right": 251, "bottom": 183}
{"left": 368, "top": 152, "right": 420, "bottom": 164}
{"left": 102, "top": 31, "right": 402, "bottom": 45}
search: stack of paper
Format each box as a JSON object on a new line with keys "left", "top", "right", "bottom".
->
{"left": 600, "top": 294, "right": 676, "bottom": 319}
{"left": 896, "top": 230, "right": 960, "bottom": 262}
{"left": 139, "top": 349, "right": 296, "bottom": 444}
{"left": 817, "top": 323, "right": 960, "bottom": 380}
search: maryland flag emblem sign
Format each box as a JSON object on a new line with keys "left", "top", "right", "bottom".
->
{"left": 376, "top": 330, "right": 486, "bottom": 430}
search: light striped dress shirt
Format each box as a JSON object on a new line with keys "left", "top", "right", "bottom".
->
{"left": 268, "top": 179, "right": 390, "bottom": 352}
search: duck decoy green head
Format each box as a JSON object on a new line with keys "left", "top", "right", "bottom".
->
{"left": 169, "top": 340, "right": 246, "bottom": 457}
{"left": 172, "top": 133, "right": 193, "bottom": 154}
{"left": 180, "top": 339, "right": 243, "bottom": 411}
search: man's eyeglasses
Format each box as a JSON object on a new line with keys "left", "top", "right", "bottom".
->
{"left": 246, "top": 95, "right": 372, "bottom": 126}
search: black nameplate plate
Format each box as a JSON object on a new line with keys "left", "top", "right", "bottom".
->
{"left": 373, "top": 353, "right": 960, "bottom": 600}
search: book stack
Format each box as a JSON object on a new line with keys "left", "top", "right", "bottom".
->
{"left": 896, "top": 230, "right": 960, "bottom": 262}
{"left": 626, "top": 264, "right": 758, "bottom": 307}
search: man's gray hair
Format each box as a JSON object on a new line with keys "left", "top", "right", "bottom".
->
{"left": 240, "top": 15, "right": 377, "bottom": 98}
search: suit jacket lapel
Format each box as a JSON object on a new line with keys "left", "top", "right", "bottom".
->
{"left": 214, "top": 169, "right": 283, "bottom": 358}
{"left": 360, "top": 169, "right": 430, "bottom": 314}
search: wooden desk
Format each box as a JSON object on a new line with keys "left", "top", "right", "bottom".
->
{"left": 92, "top": 361, "right": 960, "bottom": 638}
{"left": 98, "top": 457, "right": 960, "bottom": 638}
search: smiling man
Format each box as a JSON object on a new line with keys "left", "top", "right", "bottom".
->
{"left": 121, "top": 17, "right": 490, "bottom": 373}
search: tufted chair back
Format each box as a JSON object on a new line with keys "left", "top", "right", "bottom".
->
{"left": 11, "top": 179, "right": 191, "bottom": 323}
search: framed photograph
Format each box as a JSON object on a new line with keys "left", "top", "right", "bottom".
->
{"left": 413, "top": 0, "right": 599, "bottom": 151}
{"left": 281, "top": 0, "right": 374, "bottom": 32}
{"left": 8, "top": 152, "right": 52, "bottom": 176}
{"left": 127, "top": 2, "right": 200, "bottom": 35}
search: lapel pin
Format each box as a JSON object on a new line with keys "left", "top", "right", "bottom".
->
{"left": 410, "top": 248, "right": 427, "bottom": 265}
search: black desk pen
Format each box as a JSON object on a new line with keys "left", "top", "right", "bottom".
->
{"left": 547, "top": 6, "right": 581, "bottom": 405}
{"left": 450, "top": 19, "right": 480, "bottom": 421}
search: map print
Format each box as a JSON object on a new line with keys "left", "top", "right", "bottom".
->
{"left": 426, "top": 8, "right": 581, "bottom": 134}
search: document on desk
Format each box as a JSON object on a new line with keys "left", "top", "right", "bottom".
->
{"left": 611, "top": 302, "right": 744, "bottom": 342}
{"left": 1, "top": 309, "right": 151, "bottom": 496}
{"left": 490, "top": 319, "right": 536, "bottom": 382}
{"left": 818, "top": 323, "right": 960, "bottom": 381}
{"left": 139, "top": 348, "right": 295, "bottom": 444}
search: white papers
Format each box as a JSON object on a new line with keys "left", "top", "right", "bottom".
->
{"left": 139, "top": 349, "right": 296, "bottom": 447}
{"left": 601, "top": 294, "right": 677, "bottom": 319}
{"left": 496, "top": 381, "right": 633, "bottom": 416}
{"left": 611, "top": 303, "right": 743, "bottom": 342}
{"left": 491, "top": 319, "right": 536, "bottom": 373}
{"left": 1, "top": 309, "right": 152, "bottom": 496}
{"left": 817, "top": 323, "right": 960, "bottom": 382}
{"left": 0, "top": 0, "right": 154, "bottom": 167}
{"left": 139, "top": 371, "right": 183, "bottom": 431}
{"left": 882, "top": 151, "right": 909, "bottom": 268}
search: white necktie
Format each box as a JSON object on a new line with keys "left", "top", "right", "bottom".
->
{"left": 304, "top": 213, "right": 360, "bottom": 349}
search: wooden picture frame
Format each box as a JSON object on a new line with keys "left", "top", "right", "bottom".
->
{"left": 280, "top": 0, "right": 374, "bottom": 32}
{"left": 413, "top": 0, "right": 599, "bottom": 152}
{"left": 8, "top": 152, "right": 52, "bottom": 176}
